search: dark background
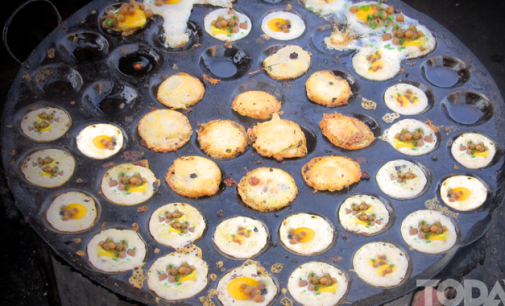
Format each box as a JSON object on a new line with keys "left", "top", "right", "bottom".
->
{"left": 0, "top": 0, "right": 503, "bottom": 305}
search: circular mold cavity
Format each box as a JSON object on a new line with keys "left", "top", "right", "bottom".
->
{"left": 352, "top": 113, "right": 382, "bottom": 138}
{"left": 447, "top": 132, "right": 502, "bottom": 169}
{"left": 301, "top": 125, "right": 318, "bottom": 156}
{"left": 200, "top": 45, "right": 251, "bottom": 80}
{"left": 100, "top": 3, "right": 150, "bottom": 36}
{"left": 153, "top": 20, "right": 202, "bottom": 53}
{"left": 391, "top": 80, "right": 435, "bottom": 114}
{"left": 441, "top": 91, "right": 493, "bottom": 126}
{"left": 261, "top": 0, "right": 284, "bottom": 3}
{"left": 230, "top": 80, "right": 286, "bottom": 124}
{"left": 310, "top": 25, "right": 356, "bottom": 55}
{"left": 332, "top": 70, "right": 360, "bottom": 104}
{"left": 31, "top": 64, "right": 83, "bottom": 98}
{"left": 82, "top": 80, "right": 138, "bottom": 116}
{"left": 436, "top": 173, "right": 493, "bottom": 213}
{"left": 57, "top": 31, "right": 109, "bottom": 63}
{"left": 421, "top": 55, "right": 470, "bottom": 88}
{"left": 112, "top": 45, "right": 161, "bottom": 78}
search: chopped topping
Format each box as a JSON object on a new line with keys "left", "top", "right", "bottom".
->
{"left": 98, "top": 237, "right": 135, "bottom": 258}
{"left": 35, "top": 156, "right": 63, "bottom": 177}
{"left": 461, "top": 141, "right": 488, "bottom": 156}
{"left": 232, "top": 226, "right": 253, "bottom": 245}
{"left": 390, "top": 168, "right": 417, "bottom": 183}
{"left": 394, "top": 128, "right": 428, "bottom": 147}
{"left": 159, "top": 262, "right": 197, "bottom": 284}
{"left": 288, "top": 229, "right": 306, "bottom": 245}
{"left": 346, "top": 202, "right": 380, "bottom": 226}
{"left": 289, "top": 52, "right": 298, "bottom": 59}
{"left": 391, "top": 24, "right": 425, "bottom": 49}
{"left": 349, "top": 4, "right": 397, "bottom": 30}
{"left": 60, "top": 205, "right": 79, "bottom": 221}
{"left": 366, "top": 50, "right": 383, "bottom": 72}
{"left": 210, "top": 11, "right": 246, "bottom": 34}
{"left": 301, "top": 272, "right": 338, "bottom": 291}
{"left": 239, "top": 280, "right": 266, "bottom": 302}
{"left": 370, "top": 254, "right": 395, "bottom": 276}
{"left": 102, "top": 1, "right": 152, "bottom": 30}
{"left": 111, "top": 172, "right": 148, "bottom": 191}
{"left": 100, "top": 136, "right": 117, "bottom": 151}
{"left": 29, "top": 111, "right": 56, "bottom": 133}
{"left": 412, "top": 220, "right": 448, "bottom": 240}
{"left": 159, "top": 209, "right": 194, "bottom": 234}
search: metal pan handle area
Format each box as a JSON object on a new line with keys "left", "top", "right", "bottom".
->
{"left": 3, "top": 0, "right": 62, "bottom": 65}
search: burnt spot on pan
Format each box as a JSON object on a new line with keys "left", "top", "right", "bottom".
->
{"left": 441, "top": 91, "right": 493, "bottom": 126}
{"left": 153, "top": 20, "right": 202, "bottom": 53}
{"left": 57, "top": 31, "right": 109, "bottom": 63}
{"left": 32, "top": 64, "right": 83, "bottom": 98}
{"left": 82, "top": 80, "right": 138, "bottom": 116}
{"left": 200, "top": 45, "right": 251, "bottom": 80}
{"left": 421, "top": 55, "right": 470, "bottom": 88}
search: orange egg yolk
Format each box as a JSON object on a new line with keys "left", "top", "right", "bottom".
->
{"left": 128, "top": 185, "right": 146, "bottom": 193}
{"left": 452, "top": 187, "right": 472, "bottom": 201}
{"left": 377, "top": 264, "right": 396, "bottom": 276}
{"left": 472, "top": 150, "right": 488, "bottom": 157}
{"left": 65, "top": 204, "right": 88, "bottom": 219}
{"left": 226, "top": 277, "right": 258, "bottom": 300}
{"left": 117, "top": 8, "right": 146, "bottom": 30}
{"left": 165, "top": 0, "right": 182, "bottom": 4}
{"left": 267, "top": 18, "right": 287, "bottom": 32}
{"left": 178, "top": 272, "right": 197, "bottom": 283}
{"left": 427, "top": 232, "right": 447, "bottom": 241}
{"left": 356, "top": 6, "right": 376, "bottom": 22}
{"left": 293, "top": 227, "right": 316, "bottom": 243}
{"left": 92, "top": 135, "right": 112, "bottom": 149}
{"left": 395, "top": 139, "right": 416, "bottom": 149}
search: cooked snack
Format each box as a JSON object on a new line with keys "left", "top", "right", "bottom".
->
{"left": 353, "top": 242, "right": 409, "bottom": 288}
{"left": 237, "top": 167, "right": 298, "bottom": 212}
{"left": 101, "top": 161, "right": 159, "bottom": 206}
{"left": 102, "top": 1, "right": 152, "bottom": 35}
{"left": 149, "top": 203, "right": 206, "bottom": 249}
{"left": 451, "top": 133, "right": 496, "bottom": 169}
{"left": 305, "top": 0, "right": 347, "bottom": 17}
{"left": 166, "top": 156, "right": 221, "bottom": 198}
{"left": 197, "top": 120, "right": 248, "bottom": 159}
{"left": 401, "top": 210, "right": 457, "bottom": 254}
{"left": 261, "top": 11, "right": 306, "bottom": 41}
{"left": 387, "top": 24, "right": 437, "bottom": 59}
{"left": 440, "top": 176, "right": 488, "bottom": 211}
{"left": 20, "top": 107, "right": 71, "bottom": 142}
{"left": 147, "top": 251, "right": 208, "bottom": 301}
{"left": 279, "top": 213, "right": 334, "bottom": 255}
{"left": 21, "top": 149, "right": 75, "bottom": 188}
{"left": 157, "top": 72, "right": 205, "bottom": 109}
{"left": 76, "top": 124, "right": 124, "bottom": 159}
{"left": 87, "top": 228, "right": 146, "bottom": 272}
{"left": 216, "top": 263, "right": 277, "bottom": 306}
{"left": 384, "top": 83, "right": 429, "bottom": 115}
{"left": 353, "top": 48, "right": 401, "bottom": 81}
{"left": 287, "top": 261, "right": 348, "bottom": 306}
{"left": 338, "top": 195, "right": 389, "bottom": 235}
{"left": 302, "top": 156, "right": 361, "bottom": 192}
{"left": 213, "top": 216, "right": 268, "bottom": 259}
{"left": 204, "top": 8, "right": 251, "bottom": 41}
{"left": 263, "top": 45, "right": 311, "bottom": 80}
{"left": 306, "top": 71, "right": 352, "bottom": 107}
{"left": 320, "top": 112, "right": 374, "bottom": 150}
{"left": 147, "top": 0, "right": 234, "bottom": 48}
{"left": 384, "top": 119, "right": 437, "bottom": 156}
{"left": 46, "top": 191, "right": 97, "bottom": 233}
{"left": 231, "top": 91, "right": 282, "bottom": 120}
{"left": 248, "top": 113, "right": 307, "bottom": 161}
{"left": 138, "top": 109, "right": 192, "bottom": 152}
{"left": 376, "top": 160, "right": 427, "bottom": 200}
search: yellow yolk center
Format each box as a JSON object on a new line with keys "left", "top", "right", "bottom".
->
{"left": 402, "top": 37, "right": 425, "bottom": 47}
{"left": 227, "top": 277, "right": 258, "bottom": 300}
{"left": 165, "top": 0, "right": 182, "bottom": 4}
{"left": 427, "top": 232, "right": 447, "bottom": 241}
{"left": 293, "top": 227, "right": 316, "bottom": 243}
{"left": 128, "top": 184, "right": 146, "bottom": 193}
{"left": 395, "top": 139, "right": 416, "bottom": 149}
{"left": 98, "top": 249, "right": 116, "bottom": 258}
{"left": 452, "top": 187, "right": 472, "bottom": 201}
{"left": 213, "top": 28, "right": 230, "bottom": 35}
{"left": 377, "top": 264, "right": 396, "bottom": 276}
{"left": 92, "top": 135, "right": 111, "bottom": 149}
{"left": 267, "top": 18, "right": 287, "bottom": 32}
{"left": 117, "top": 8, "right": 147, "bottom": 30}
{"left": 472, "top": 150, "right": 488, "bottom": 157}
{"left": 65, "top": 204, "right": 88, "bottom": 219}
{"left": 356, "top": 6, "right": 375, "bottom": 21}
{"left": 317, "top": 283, "right": 336, "bottom": 293}
{"left": 178, "top": 272, "right": 197, "bottom": 283}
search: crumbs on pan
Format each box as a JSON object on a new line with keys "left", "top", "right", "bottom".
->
{"left": 154, "top": 248, "right": 160, "bottom": 254}
{"left": 175, "top": 244, "right": 202, "bottom": 258}
{"left": 137, "top": 206, "right": 148, "bottom": 212}
{"left": 383, "top": 112, "right": 400, "bottom": 123}
{"left": 132, "top": 223, "right": 139, "bottom": 231}
{"left": 210, "top": 273, "right": 217, "bottom": 281}
{"left": 361, "top": 97, "right": 377, "bottom": 110}
{"left": 425, "top": 197, "right": 459, "bottom": 219}
{"left": 129, "top": 267, "right": 145, "bottom": 289}
{"left": 271, "top": 263, "right": 283, "bottom": 273}
{"left": 280, "top": 296, "right": 293, "bottom": 306}
{"left": 216, "top": 261, "right": 224, "bottom": 268}
{"left": 203, "top": 74, "right": 220, "bottom": 86}
{"left": 73, "top": 238, "right": 81, "bottom": 244}
{"left": 76, "top": 250, "right": 85, "bottom": 257}
{"left": 199, "top": 289, "right": 219, "bottom": 306}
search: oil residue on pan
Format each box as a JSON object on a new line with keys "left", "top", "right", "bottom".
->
{"left": 1, "top": 0, "right": 504, "bottom": 306}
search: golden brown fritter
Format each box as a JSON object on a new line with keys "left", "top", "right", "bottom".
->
{"left": 302, "top": 156, "right": 361, "bottom": 192}
{"left": 157, "top": 72, "right": 205, "bottom": 109}
{"left": 197, "top": 120, "right": 248, "bottom": 159}
{"left": 231, "top": 91, "right": 282, "bottom": 120}
{"left": 166, "top": 156, "right": 221, "bottom": 198}
{"left": 138, "top": 109, "right": 192, "bottom": 153}
{"left": 320, "top": 112, "right": 374, "bottom": 150}
{"left": 305, "top": 71, "right": 352, "bottom": 107}
{"left": 247, "top": 114, "right": 307, "bottom": 161}
{"left": 237, "top": 167, "right": 298, "bottom": 212}
{"left": 263, "top": 45, "right": 311, "bottom": 80}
